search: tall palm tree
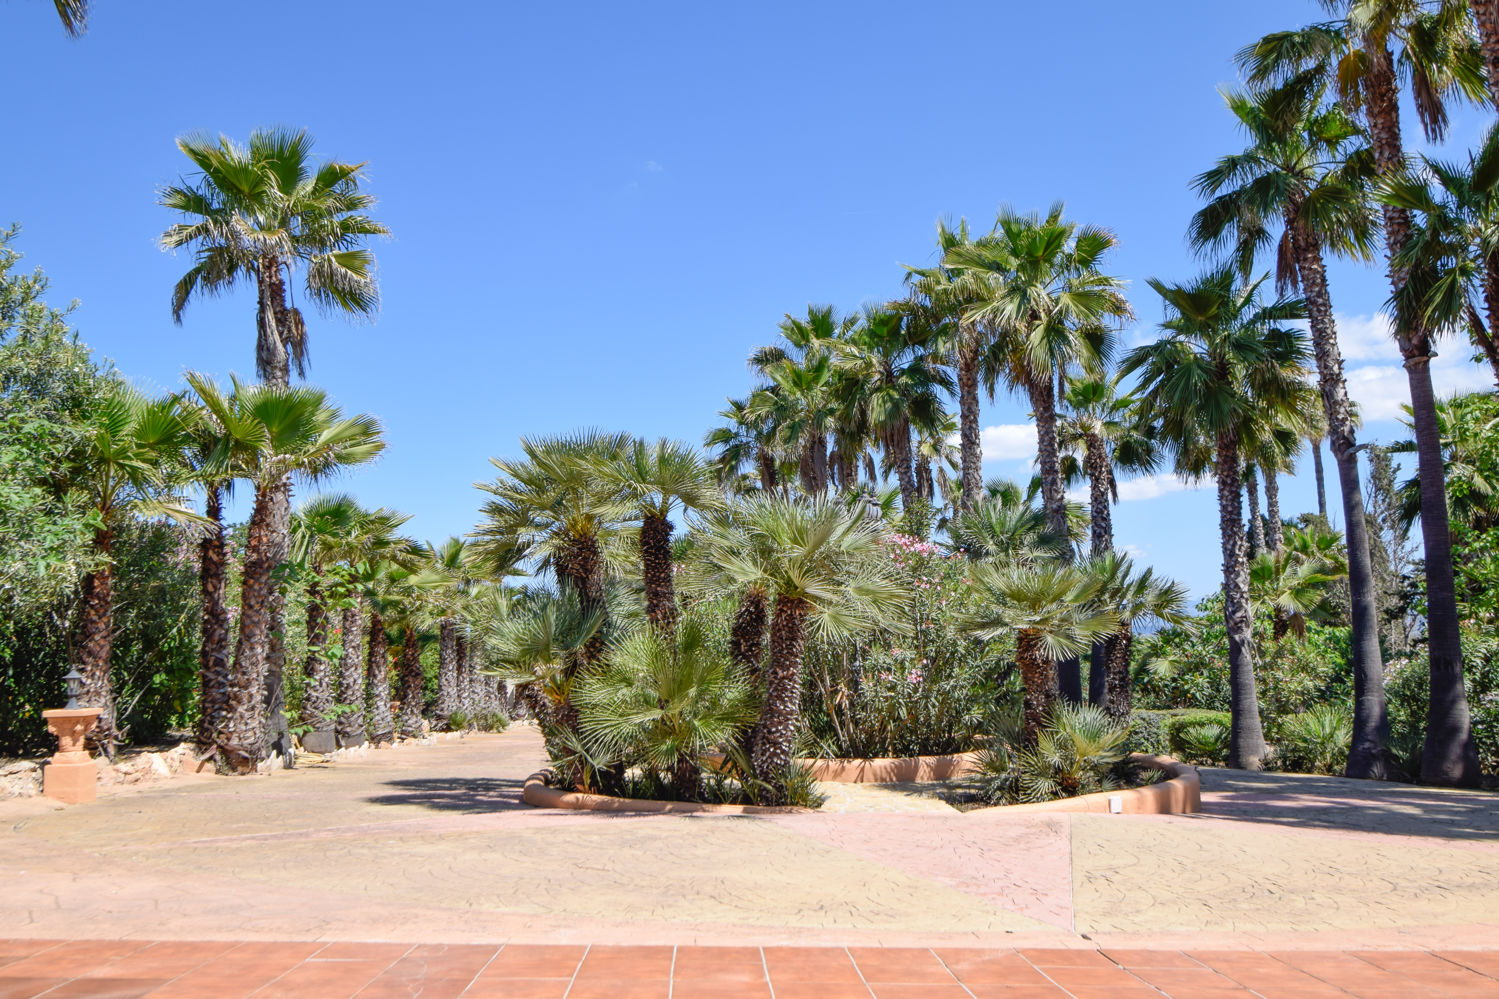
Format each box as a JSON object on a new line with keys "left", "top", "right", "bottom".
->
{"left": 963, "top": 561, "right": 1114, "bottom": 743}
{"left": 424, "top": 537, "right": 474, "bottom": 726}
{"left": 1381, "top": 122, "right": 1499, "bottom": 387}
{"left": 832, "top": 305, "right": 953, "bottom": 511}
{"left": 1058, "top": 373, "right": 1160, "bottom": 558}
{"left": 64, "top": 385, "right": 198, "bottom": 750}
{"left": 1477, "top": 0, "right": 1499, "bottom": 106}
{"left": 159, "top": 128, "right": 388, "bottom": 390}
{"left": 1191, "top": 74, "right": 1394, "bottom": 779}
{"left": 186, "top": 373, "right": 383, "bottom": 770}
{"left": 1125, "top": 268, "right": 1313, "bottom": 770}
{"left": 906, "top": 218, "right": 991, "bottom": 511}
{"left": 695, "top": 495, "right": 907, "bottom": 793}
{"left": 947, "top": 205, "right": 1132, "bottom": 545}
{"left": 1241, "top": 0, "right": 1484, "bottom": 786}
{"left": 332, "top": 506, "right": 413, "bottom": 746}
{"left": 601, "top": 438, "right": 723, "bottom": 635}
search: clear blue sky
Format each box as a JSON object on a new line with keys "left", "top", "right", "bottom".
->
{"left": 4, "top": 1, "right": 1493, "bottom": 597}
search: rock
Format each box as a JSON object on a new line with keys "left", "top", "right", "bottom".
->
{"left": 1, "top": 760, "right": 40, "bottom": 776}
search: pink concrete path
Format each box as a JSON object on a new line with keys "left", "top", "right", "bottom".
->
{"left": 3, "top": 939, "right": 1499, "bottom": 999}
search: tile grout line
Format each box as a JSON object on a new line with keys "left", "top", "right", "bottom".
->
{"left": 244, "top": 940, "right": 333, "bottom": 998}
{"left": 560, "top": 942, "right": 591, "bottom": 999}
{"left": 841, "top": 945, "right": 875, "bottom": 998}
{"left": 759, "top": 945, "right": 775, "bottom": 999}
{"left": 667, "top": 944, "right": 676, "bottom": 999}
{"left": 458, "top": 941, "right": 505, "bottom": 997}
{"left": 925, "top": 946, "right": 976, "bottom": 998}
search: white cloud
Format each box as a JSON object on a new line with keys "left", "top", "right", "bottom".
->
{"left": 977, "top": 423, "right": 1035, "bottom": 462}
{"left": 644, "top": 160, "right": 664, "bottom": 172}
{"left": 1114, "top": 472, "right": 1208, "bottom": 502}
{"left": 1331, "top": 312, "right": 1495, "bottom": 422}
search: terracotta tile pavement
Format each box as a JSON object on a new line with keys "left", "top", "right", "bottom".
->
{"left": 1, "top": 940, "right": 1497, "bottom": 998}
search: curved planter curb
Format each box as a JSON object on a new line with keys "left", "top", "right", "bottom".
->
{"left": 970, "top": 754, "right": 1200, "bottom": 816}
{"left": 521, "top": 770, "right": 815, "bottom": 814}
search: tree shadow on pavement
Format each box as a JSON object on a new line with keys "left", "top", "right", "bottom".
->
{"left": 1197, "top": 768, "right": 1499, "bottom": 842}
{"left": 366, "top": 777, "right": 529, "bottom": 813}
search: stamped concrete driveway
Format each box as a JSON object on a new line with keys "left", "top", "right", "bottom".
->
{"left": 4, "top": 725, "right": 1497, "bottom": 951}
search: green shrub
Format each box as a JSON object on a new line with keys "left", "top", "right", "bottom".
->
{"left": 1272, "top": 703, "right": 1352, "bottom": 774}
{"left": 1174, "top": 721, "right": 1230, "bottom": 766}
{"left": 975, "top": 702, "right": 1143, "bottom": 805}
{"left": 1386, "top": 632, "right": 1499, "bottom": 777}
{"left": 1163, "top": 710, "right": 1232, "bottom": 759}
{"left": 1129, "top": 710, "right": 1170, "bottom": 756}
{"left": 447, "top": 710, "right": 509, "bottom": 733}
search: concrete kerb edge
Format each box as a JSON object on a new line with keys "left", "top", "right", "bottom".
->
{"left": 522, "top": 753, "right": 1200, "bottom": 815}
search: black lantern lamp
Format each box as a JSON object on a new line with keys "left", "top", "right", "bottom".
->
{"left": 63, "top": 667, "right": 83, "bottom": 710}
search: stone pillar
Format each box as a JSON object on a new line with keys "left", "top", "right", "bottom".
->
{"left": 41, "top": 708, "right": 102, "bottom": 804}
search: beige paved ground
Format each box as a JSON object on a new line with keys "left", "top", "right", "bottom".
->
{"left": 4, "top": 726, "right": 1496, "bottom": 950}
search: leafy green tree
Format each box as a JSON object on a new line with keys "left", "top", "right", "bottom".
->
{"left": 704, "top": 396, "right": 779, "bottom": 493}
{"left": 1125, "top": 268, "right": 1313, "bottom": 770}
{"left": 1242, "top": 0, "right": 1485, "bottom": 787}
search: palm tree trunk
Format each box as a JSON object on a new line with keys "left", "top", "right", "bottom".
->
{"left": 77, "top": 527, "right": 117, "bottom": 753}
{"left": 366, "top": 610, "right": 393, "bottom": 744}
{"left": 1016, "top": 630, "right": 1058, "bottom": 745}
{"left": 336, "top": 601, "right": 366, "bottom": 746}
{"left": 1475, "top": 264, "right": 1499, "bottom": 389}
{"left": 1263, "top": 468, "right": 1282, "bottom": 553}
{"left": 436, "top": 618, "right": 458, "bottom": 726}
{"left": 1217, "top": 431, "right": 1266, "bottom": 770}
{"left": 556, "top": 535, "right": 607, "bottom": 667}
{"left": 261, "top": 479, "right": 294, "bottom": 766}
{"left": 1364, "top": 37, "right": 1479, "bottom": 787}
{"left": 887, "top": 421, "right": 918, "bottom": 511}
{"left": 957, "top": 339, "right": 983, "bottom": 512}
{"left": 255, "top": 257, "right": 291, "bottom": 389}
{"left": 1292, "top": 224, "right": 1389, "bottom": 778}
{"left": 1085, "top": 432, "right": 1113, "bottom": 705}
{"left": 197, "top": 488, "right": 230, "bottom": 754}
{"left": 1028, "top": 375, "right": 1080, "bottom": 701}
{"left": 1103, "top": 624, "right": 1133, "bottom": 724}
{"left": 640, "top": 513, "right": 678, "bottom": 634}
{"left": 757, "top": 447, "right": 777, "bottom": 492}
{"left": 456, "top": 631, "right": 474, "bottom": 717}
{"left": 1473, "top": 0, "right": 1499, "bottom": 110}
{"left": 732, "top": 586, "right": 768, "bottom": 761}
{"left": 812, "top": 431, "right": 829, "bottom": 495}
{"left": 299, "top": 571, "right": 336, "bottom": 751}
{"left": 915, "top": 451, "right": 933, "bottom": 503}
{"left": 752, "top": 594, "right": 810, "bottom": 791}
{"left": 225, "top": 486, "right": 279, "bottom": 770}
{"left": 1245, "top": 464, "right": 1265, "bottom": 556}
{"left": 398, "top": 627, "right": 424, "bottom": 736}
{"left": 1311, "top": 440, "right": 1328, "bottom": 520}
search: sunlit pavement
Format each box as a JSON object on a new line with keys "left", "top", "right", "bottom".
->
{"left": 3, "top": 726, "right": 1496, "bottom": 997}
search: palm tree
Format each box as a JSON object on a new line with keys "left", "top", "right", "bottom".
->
{"left": 1086, "top": 554, "right": 1193, "bottom": 722}
{"left": 186, "top": 374, "right": 383, "bottom": 770}
{"left": 946, "top": 205, "right": 1132, "bottom": 545}
{"left": 963, "top": 561, "right": 1114, "bottom": 743}
{"left": 1380, "top": 123, "right": 1499, "bottom": 388}
{"left": 50, "top": 0, "right": 88, "bottom": 35}
{"left": 1251, "top": 523, "right": 1350, "bottom": 640}
{"left": 1124, "top": 268, "right": 1313, "bottom": 770}
{"left": 1191, "top": 74, "right": 1394, "bottom": 779}
{"left": 1241, "top": 0, "right": 1484, "bottom": 786}
{"left": 64, "top": 385, "right": 198, "bottom": 750}
{"left": 424, "top": 537, "right": 474, "bottom": 726}
{"left": 1058, "top": 374, "right": 1159, "bottom": 558}
{"left": 695, "top": 495, "right": 907, "bottom": 793}
{"left": 601, "top": 438, "right": 723, "bottom": 635}
{"left": 832, "top": 305, "right": 953, "bottom": 511}
{"left": 473, "top": 430, "right": 632, "bottom": 671}
{"left": 906, "top": 217, "right": 991, "bottom": 511}
{"left": 946, "top": 479, "right": 1068, "bottom": 568}
{"left": 704, "top": 396, "right": 779, "bottom": 493}
{"left": 159, "top": 128, "right": 388, "bottom": 390}
{"left": 332, "top": 507, "right": 413, "bottom": 746}
{"left": 1391, "top": 391, "right": 1499, "bottom": 532}
{"left": 576, "top": 615, "right": 756, "bottom": 800}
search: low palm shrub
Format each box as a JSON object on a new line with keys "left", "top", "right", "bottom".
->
{"left": 1271, "top": 703, "right": 1352, "bottom": 775}
{"left": 1174, "top": 721, "right": 1230, "bottom": 766}
{"left": 973, "top": 702, "right": 1154, "bottom": 805}
{"left": 446, "top": 710, "right": 509, "bottom": 733}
